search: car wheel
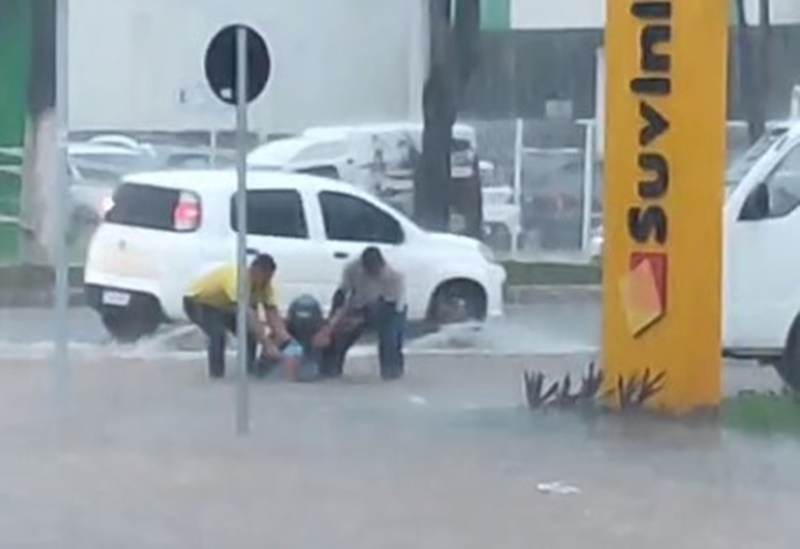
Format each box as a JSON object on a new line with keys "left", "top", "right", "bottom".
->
{"left": 100, "top": 305, "right": 161, "bottom": 343}
{"left": 776, "top": 314, "right": 800, "bottom": 391}
{"left": 429, "top": 280, "right": 487, "bottom": 325}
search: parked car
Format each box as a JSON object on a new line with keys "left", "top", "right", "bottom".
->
{"left": 70, "top": 137, "right": 224, "bottom": 178}
{"left": 83, "top": 169, "right": 506, "bottom": 341}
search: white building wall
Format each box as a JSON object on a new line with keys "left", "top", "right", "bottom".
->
{"left": 68, "top": 0, "right": 427, "bottom": 134}
{"left": 511, "top": 0, "right": 800, "bottom": 29}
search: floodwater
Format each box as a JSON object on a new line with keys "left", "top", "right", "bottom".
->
{"left": 0, "top": 301, "right": 600, "bottom": 360}
{"left": 0, "top": 300, "right": 796, "bottom": 547}
{"left": 0, "top": 353, "right": 793, "bottom": 548}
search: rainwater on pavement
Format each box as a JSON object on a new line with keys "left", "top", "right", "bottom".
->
{"left": 0, "top": 298, "right": 796, "bottom": 547}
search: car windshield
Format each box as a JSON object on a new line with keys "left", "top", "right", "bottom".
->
{"left": 725, "top": 127, "right": 789, "bottom": 191}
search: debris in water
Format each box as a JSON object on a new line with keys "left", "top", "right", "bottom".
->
{"left": 536, "top": 481, "right": 581, "bottom": 495}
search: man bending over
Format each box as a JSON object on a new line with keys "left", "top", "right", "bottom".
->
{"left": 183, "top": 253, "right": 300, "bottom": 378}
{"left": 314, "top": 247, "right": 407, "bottom": 381}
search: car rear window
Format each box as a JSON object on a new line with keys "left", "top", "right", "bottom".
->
{"left": 105, "top": 183, "right": 181, "bottom": 231}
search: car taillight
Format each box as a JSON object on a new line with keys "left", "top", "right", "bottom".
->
{"left": 173, "top": 191, "right": 201, "bottom": 231}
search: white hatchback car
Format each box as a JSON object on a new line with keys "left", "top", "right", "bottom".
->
{"left": 83, "top": 170, "right": 506, "bottom": 341}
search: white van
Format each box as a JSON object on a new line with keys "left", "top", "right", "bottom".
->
{"left": 723, "top": 120, "right": 800, "bottom": 373}
{"left": 247, "top": 122, "right": 520, "bottom": 236}
{"left": 83, "top": 169, "right": 506, "bottom": 341}
{"left": 248, "top": 122, "right": 478, "bottom": 192}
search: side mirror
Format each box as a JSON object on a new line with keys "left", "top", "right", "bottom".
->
{"left": 739, "top": 183, "right": 770, "bottom": 221}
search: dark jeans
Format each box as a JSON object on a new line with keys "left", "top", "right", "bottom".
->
{"left": 184, "top": 298, "right": 256, "bottom": 378}
{"left": 319, "top": 302, "right": 407, "bottom": 380}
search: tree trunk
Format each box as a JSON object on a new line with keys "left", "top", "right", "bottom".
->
{"left": 414, "top": 0, "right": 456, "bottom": 231}
{"left": 451, "top": 0, "right": 483, "bottom": 239}
{"left": 415, "top": 69, "right": 457, "bottom": 231}
{"left": 450, "top": 157, "right": 483, "bottom": 238}
{"left": 735, "top": 0, "right": 767, "bottom": 144}
{"left": 414, "top": 0, "right": 481, "bottom": 233}
{"left": 757, "top": 0, "right": 771, "bottom": 123}
{"left": 19, "top": 0, "right": 57, "bottom": 265}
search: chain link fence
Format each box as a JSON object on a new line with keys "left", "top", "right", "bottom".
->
{"left": 470, "top": 117, "right": 597, "bottom": 262}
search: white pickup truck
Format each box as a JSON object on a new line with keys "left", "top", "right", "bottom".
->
{"left": 722, "top": 122, "right": 800, "bottom": 377}
{"left": 585, "top": 119, "right": 800, "bottom": 386}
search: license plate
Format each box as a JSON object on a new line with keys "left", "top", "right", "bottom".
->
{"left": 102, "top": 290, "right": 131, "bottom": 307}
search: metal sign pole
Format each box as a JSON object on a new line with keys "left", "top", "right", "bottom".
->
{"left": 511, "top": 118, "right": 523, "bottom": 254}
{"left": 53, "top": 0, "right": 71, "bottom": 409}
{"left": 205, "top": 22, "right": 269, "bottom": 436}
{"left": 234, "top": 25, "right": 250, "bottom": 435}
{"left": 580, "top": 121, "right": 595, "bottom": 257}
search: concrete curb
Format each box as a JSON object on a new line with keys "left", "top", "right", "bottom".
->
{"left": 505, "top": 284, "right": 601, "bottom": 304}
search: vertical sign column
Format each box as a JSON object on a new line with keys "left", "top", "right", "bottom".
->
{"left": 603, "top": 0, "right": 728, "bottom": 413}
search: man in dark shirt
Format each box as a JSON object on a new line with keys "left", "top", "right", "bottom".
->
{"left": 313, "top": 246, "right": 407, "bottom": 380}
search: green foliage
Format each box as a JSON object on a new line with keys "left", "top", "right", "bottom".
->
{"left": 503, "top": 262, "right": 601, "bottom": 286}
{"left": 525, "top": 362, "right": 800, "bottom": 437}
{"left": 723, "top": 391, "right": 800, "bottom": 435}
{"left": 523, "top": 362, "right": 666, "bottom": 412}
{"left": 610, "top": 368, "right": 666, "bottom": 411}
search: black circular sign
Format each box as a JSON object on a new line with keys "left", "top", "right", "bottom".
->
{"left": 204, "top": 24, "right": 271, "bottom": 105}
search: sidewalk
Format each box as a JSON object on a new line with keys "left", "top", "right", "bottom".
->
{"left": 505, "top": 284, "right": 600, "bottom": 304}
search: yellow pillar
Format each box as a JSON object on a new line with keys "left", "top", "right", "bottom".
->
{"left": 602, "top": 0, "right": 728, "bottom": 413}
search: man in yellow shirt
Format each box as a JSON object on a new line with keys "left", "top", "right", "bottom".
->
{"left": 183, "top": 253, "right": 296, "bottom": 378}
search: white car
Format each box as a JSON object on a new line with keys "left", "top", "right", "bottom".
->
{"left": 83, "top": 170, "right": 506, "bottom": 341}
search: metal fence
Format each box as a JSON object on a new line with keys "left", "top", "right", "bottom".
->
{"left": 470, "top": 117, "right": 596, "bottom": 262}
{"left": 470, "top": 117, "right": 776, "bottom": 263}
{"left": 13, "top": 118, "right": 773, "bottom": 269}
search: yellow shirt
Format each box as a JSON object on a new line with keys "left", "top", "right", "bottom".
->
{"left": 185, "top": 264, "right": 276, "bottom": 311}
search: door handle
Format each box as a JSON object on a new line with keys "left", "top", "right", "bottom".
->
{"left": 333, "top": 251, "right": 349, "bottom": 260}
{"left": 246, "top": 247, "right": 260, "bottom": 256}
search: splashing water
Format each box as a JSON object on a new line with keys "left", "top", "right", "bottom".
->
{"left": 0, "top": 310, "right": 598, "bottom": 362}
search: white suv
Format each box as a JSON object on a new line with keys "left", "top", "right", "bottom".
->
{"left": 83, "top": 169, "right": 506, "bottom": 341}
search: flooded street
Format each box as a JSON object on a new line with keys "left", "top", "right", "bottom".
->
{"left": 0, "top": 299, "right": 600, "bottom": 359}
{"left": 0, "top": 352, "right": 793, "bottom": 548}
{"left": 0, "top": 290, "right": 792, "bottom": 547}
{"left": 0, "top": 299, "right": 791, "bottom": 547}
{"left": 1, "top": 0, "right": 797, "bottom": 544}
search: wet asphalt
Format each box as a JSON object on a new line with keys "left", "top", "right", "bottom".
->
{"left": 0, "top": 353, "right": 791, "bottom": 548}
{"left": 0, "top": 298, "right": 797, "bottom": 547}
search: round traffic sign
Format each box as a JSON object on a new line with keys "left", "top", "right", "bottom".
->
{"left": 204, "top": 24, "right": 271, "bottom": 105}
